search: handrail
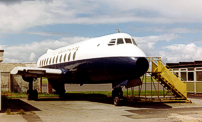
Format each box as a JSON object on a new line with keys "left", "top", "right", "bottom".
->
{"left": 147, "top": 57, "right": 186, "bottom": 83}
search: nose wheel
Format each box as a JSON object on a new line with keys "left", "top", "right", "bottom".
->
{"left": 112, "top": 87, "right": 124, "bottom": 106}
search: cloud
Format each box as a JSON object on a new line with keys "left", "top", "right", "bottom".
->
{"left": 26, "top": 31, "right": 70, "bottom": 37}
{"left": 0, "top": 37, "right": 89, "bottom": 63}
{"left": 0, "top": 0, "right": 52, "bottom": 5}
{"left": 160, "top": 43, "right": 202, "bottom": 63}
{"left": 133, "top": 27, "right": 198, "bottom": 34}
{"left": 134, "top": 34, "right": 181, "bottom": 56}
{"left": 1, "top": 0, "right": 202, "bottom": 32}
{"left": 29, "top": 52, "right": 36, "bottom": 61}
{"left": 0, "top": 33, "right": 199, "bottom": 64}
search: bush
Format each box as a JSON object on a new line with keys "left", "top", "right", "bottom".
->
{"left": 17, "top": 109, "right": 25, "bottom": 115}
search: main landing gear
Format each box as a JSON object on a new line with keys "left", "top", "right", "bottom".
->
{"left": 23, "top": 77, "right": 38, "bottom": 100}
{"left": 112, "top": 87, "right": 124, "bottom": 106}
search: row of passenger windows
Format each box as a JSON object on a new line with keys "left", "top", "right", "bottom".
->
{"left": 108, "top": 38, "right": 137, "bottom": 46}
{"left": 39, "top": 51, "right": 77, "bottom": 67}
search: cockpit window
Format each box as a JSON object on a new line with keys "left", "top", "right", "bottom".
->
{"left": 125, "top": 38, "right": 132, "bottom": 44}
{"left": 108, "top": 39, "right": 116, "bottom": 46}
{"left": 132, "top": 38, "right": 138, "bottom": 46}
{"left": 117, "top": 38, "right": 124, "bottom": 45}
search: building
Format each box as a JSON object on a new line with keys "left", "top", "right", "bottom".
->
{"left": 1, "top": 63, "right": 40, "bottom": 92}
{"left": 167, "top": 61, "right": 202, "bottom": 94}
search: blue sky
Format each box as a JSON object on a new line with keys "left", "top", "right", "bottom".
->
{"left": 1, "top": 0, "right": 202, "bottom": 63}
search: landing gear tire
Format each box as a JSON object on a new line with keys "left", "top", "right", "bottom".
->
{"left": 33, "top": 90, "right": 38, "bottom": 100}
{"left": 112, "top": 87, "right": 124, "bottom": 106}
{"left": 114, "top": 97, "right": 120, "bottom": 106}
{"left": 59, "top": 89, "right": 66, "bottom": 99}
{"left": 27, "top": 90, "right": 32, "bottom": 100}
{"left": 27, "top": 90, "right": 38, "bottom": 100}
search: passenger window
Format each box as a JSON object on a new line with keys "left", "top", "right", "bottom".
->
{"left": 49, "top": 57, "right": 52, "bottom": 64}
{"left": 68, "top": 52, "right": 71, "bottom": 61}
{"left": 43, "top": 60, "right": 44, "bottom": 66}
{"left": 132, "top": 38, "right": 138, "bottom": 46}
{"left": 46, "top": 58, "right": 49, "bottom": 65}
{"left": 64, "top": 53, "right": 67, "bottom": 62}
{"left": 56, "top": 55, "right": 59, "bottom": 63}
{"left": 73, "top": 51, "right": 76, "bottom": 60}
{"left": 125, "top": 38, "right": 132, "bottom": 44}
{"left": 59, "top": 55, "right": 62, "bottom": 63}
{"left": 108, "top": 39, "right": 116, "bottom": 46}
{"left": 52, "top": 57, "right": 55, "bottom": 64}
{"left": 117, "top": 38, "right": 124, "bottom": 45}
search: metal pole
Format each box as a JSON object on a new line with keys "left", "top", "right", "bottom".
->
{"left": 145, "top": 74, "right": 146, "bottom": 100}
{"left": 158, "top": 73, "right": 160, "bottom": 99}
{"left": 40, "top": 77, "right": 42, "bottom": 93}
{"left": 151, "top": 74, "right": 152, "bottom": 99}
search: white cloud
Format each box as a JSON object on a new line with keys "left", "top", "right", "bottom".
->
{"left": 133, "top": 27, "right": 198, "bottom": 34}
{"left": 0, "top": 37, "right": 89, "bottom": 63}
{"left": 0, "top": 33, "right": 200, "bottom": 64}
{"left": 29, "top": 52, "right": 36, "bottom": 61}
{"left": 160, "top": 43, "right": 202, "bottom": 63}
{"left": 134, "top": 34, "right": 181, "bottom": 56}
{"left": 1, "top": 0, "right": 202, "bottom": 32}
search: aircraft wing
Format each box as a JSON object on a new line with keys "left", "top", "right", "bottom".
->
{"left": 10, "top": 66, "right": 66, "bottom": 78}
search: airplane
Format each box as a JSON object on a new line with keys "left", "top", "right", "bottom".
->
{"left": 11, "top": 33, "right": 149, "bottom": 106}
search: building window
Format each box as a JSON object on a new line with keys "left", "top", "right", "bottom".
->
{"left": 181, "top": 72, "right": 187, "bottom": 81}
{"left": 188, "top": 72, "right": 194, "bottom": 81}
{"left": 196, "top": 71, "right": 202, "bottom": 81}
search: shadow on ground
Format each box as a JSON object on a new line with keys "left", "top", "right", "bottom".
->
{"left": 37, "top": 93, "right": 172, "bottom": 109}
{"left": 0, "top": 93, "right": 177, "bottom": 113}
{"left": 0, "top": 99, "right": 41, "bottom": 113}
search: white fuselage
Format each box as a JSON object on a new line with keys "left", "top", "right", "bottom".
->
{"left": 37, "top": 33, "right": 146, "bottom": 68}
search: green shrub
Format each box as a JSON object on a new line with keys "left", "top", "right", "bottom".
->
{"left": 5, "top": 109, "right": 11, "bottom": 115}
{"left": 17, "top": 109, "right": 25, "bottom": 115}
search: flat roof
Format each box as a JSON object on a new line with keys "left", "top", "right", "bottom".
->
{"left": 167, "top": 61, "right": 202, "bottom": 68}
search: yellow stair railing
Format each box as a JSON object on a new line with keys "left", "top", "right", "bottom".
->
{"left": 148, "top": 57, "right": 188, "bottom": 100}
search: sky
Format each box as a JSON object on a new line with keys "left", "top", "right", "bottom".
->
{"left": 0, "top": 0, "right": 202, "bottom": 63}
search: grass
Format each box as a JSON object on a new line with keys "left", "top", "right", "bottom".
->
{"left": 140, "top": 77, "right": 158, "bottom": 82}
{"left": 42, "top": 77, "right": 48, "bottom": 84}
{"left": 41, "top": 77, "right": 157, "bottom": 84}
{"left": 65, "top": 90, "right": 170, "bottom": 96}
{"left": 1, "top": 90, "right": 170, "bottom": 99}
{"left": 2, "top": 92, "right": 59, "bottom": 98}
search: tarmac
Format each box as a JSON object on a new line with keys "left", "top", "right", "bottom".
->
{"left": 1, "top": 94, "right": 202, "bottom": 122}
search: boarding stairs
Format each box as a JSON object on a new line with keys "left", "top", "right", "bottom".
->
{"left": 148, "top": 57, "right": 189, "bottom": 101}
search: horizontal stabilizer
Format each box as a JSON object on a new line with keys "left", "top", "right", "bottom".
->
{"left": 10, "top": 66, "right": 62, "bottom": 78}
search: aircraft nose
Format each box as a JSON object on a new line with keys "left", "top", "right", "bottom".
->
{"left": 135, "top": 57, "right": 149, "bottom": 77}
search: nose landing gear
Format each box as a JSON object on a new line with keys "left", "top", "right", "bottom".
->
{"left": 112, "top": 87, "right": 124, "bottom": 106}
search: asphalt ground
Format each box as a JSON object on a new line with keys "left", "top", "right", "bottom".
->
{"left": 41, "top": 83, "right": 164, "bottom": 93}
{"left": 1, "top": 94, "right": 202, "bottom": 122}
